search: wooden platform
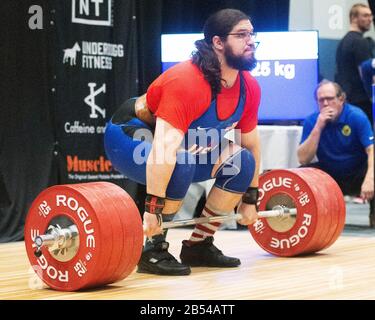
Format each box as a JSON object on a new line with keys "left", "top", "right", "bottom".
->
{"left": 0, "top": 229, "right": 374, "bottom": 300}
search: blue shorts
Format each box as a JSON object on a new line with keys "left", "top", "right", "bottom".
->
{"left": 104, "top": 118, "right": 255, "bottom": 200}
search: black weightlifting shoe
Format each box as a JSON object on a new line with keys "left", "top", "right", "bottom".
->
{"left": 137, "top": 241, "right": 191, "bottom": 276}
{"left": 180, "top": 236, "right": 241, "bottom": 267}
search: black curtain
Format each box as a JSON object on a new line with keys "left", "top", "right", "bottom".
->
{"left": 1, "top": 0, "right": 56, "bottom": 242}
{"left": 0, "top": 0, "right": 139, "bottom": 242}
{"left": 369, "top": 0, "right": 375, "bottom": 26}
{"left": 161, "top": 0, "right": 289, "bottom": 33}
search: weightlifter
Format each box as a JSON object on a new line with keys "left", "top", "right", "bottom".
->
{"left": 104, "top": 9, "right": 261, "bottom": 275}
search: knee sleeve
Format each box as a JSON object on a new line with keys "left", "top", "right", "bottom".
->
{"left": 214, "top": 148, "right": 255, "bottom": 193}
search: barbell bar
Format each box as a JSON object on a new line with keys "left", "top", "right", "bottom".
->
{"left": 163, "top": 205, "right": 297, "bottom": 229}
{"left": 33, "top": 205, "right": 297, "bottom": 253}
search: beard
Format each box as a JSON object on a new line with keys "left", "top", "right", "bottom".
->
{"left": 224, "top": 44, "right": 257, "bottom": 71}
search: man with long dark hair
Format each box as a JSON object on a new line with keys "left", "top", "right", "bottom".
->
{"left": 104, "top": 9, "right": 262, "bottom": 275}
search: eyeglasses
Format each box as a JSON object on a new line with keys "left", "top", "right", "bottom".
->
{"left": 226, "top": 31, "right": 257, "bottom": 41}
{"left": 317, "top": 96, "right": 336, "bottom": 104}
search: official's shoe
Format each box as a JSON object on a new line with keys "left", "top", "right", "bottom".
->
{"left": 137, "top": 241, "right": 191, "bottom": 276}
{"left": 180, "top": 236, "right": 241, "bottom": 267}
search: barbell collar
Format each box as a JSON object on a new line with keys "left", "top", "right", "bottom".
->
{"left": 34, "top": 225, "right": 78, "bottom": 252}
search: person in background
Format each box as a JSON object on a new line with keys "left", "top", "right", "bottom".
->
{"left": 297, "top": 80, "right": 374, "bottom": 228}
{"left": 335, "top": 3, "right": 374, "bottom": 122}
{"left": 360, "top": 58, "right": 375, "bottom": 100}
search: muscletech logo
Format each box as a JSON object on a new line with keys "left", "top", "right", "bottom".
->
{"left": 71, "top": 0, "right": 112, "bottom": 26}
{"left": 67, "top": 155, "right": 112, "bottom": 173}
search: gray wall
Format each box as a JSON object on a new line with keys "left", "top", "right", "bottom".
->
{"left": 289, "top": 0, "right": 375, "bottom": 80}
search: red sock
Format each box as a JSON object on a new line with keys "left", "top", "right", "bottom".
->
{"left": 187, "top": 206, "right": 221, "bottom": 245}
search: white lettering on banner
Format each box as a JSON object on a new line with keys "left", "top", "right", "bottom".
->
{"left": 64, "top": 121, "right": 95, "bottom": 134}
{"left": 63, "top": 43, "right": 81, "bottom": 66}
{"left": 82, "top": 56, "right": 112, "bottom": 69}
{"left": 84, "top": 83, "right": 106, "bottom": 119}
{"left": 64, "top": 122, "right": 106, "bottom": 135}
{"left": 72, "top": 0, "right": 112, "bottom": 26}
{"left": 68, "top": 173, "right": 125, "bottom": 181}
{"left": 62, "top": 41, "right": 123, "bottom": 70}
{"left": 82, "top": 42, "right": 124, "bottom": 57}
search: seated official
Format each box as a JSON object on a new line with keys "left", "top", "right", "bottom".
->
{"left": 297, "top": 80, "right": 374, "bottom": 227}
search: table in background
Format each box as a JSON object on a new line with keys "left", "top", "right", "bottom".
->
{"left": 258, "top": 125, "right": 302, "bottom": 172}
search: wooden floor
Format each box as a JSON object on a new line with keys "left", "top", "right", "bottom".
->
{"left": 1, "top": 229, "right": 374, "bottom": 300}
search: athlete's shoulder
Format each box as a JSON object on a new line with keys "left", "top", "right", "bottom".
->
{"left": 241, "top": 71, "right": 261, "bottom": 102}
{"left": 163, "top": 60, "right": 206, "bottom": 81}
{"left": 157, "top": 60, "right": 211, "bottom": 94}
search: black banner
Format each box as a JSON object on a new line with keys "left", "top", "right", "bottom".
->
{"left": 0, "top": 0, "right": 138, "bottom": 242}
{"left": 52, "top": 0, "right": 138, "bottom": 184}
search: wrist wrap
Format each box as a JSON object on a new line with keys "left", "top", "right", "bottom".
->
{"left": 242, "top": 187, "right": 259, "bottom": 205}
{"left": 145, "top": 194, "right": 165, "bottom": 215}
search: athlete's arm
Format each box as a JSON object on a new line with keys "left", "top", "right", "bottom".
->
{"left": 143, "top": 118, "right": 184, "bottom": 237}
{"left": 146, "top": 117, "right": 184, "bottom": 197}
{"left": 234, "top": 127, "right": 261, "bottom": 225}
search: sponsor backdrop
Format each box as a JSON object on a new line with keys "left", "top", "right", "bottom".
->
{"left": 1, "top": 0, "right": 139, "bottom": 242}
{"left": 53, "top": 0, "right": 138, "bottom": 184}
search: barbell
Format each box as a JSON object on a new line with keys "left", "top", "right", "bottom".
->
{"left": 24, "top": 168, "right": 346, "bottom": 291}
{"left": 33, "top": 205, "right": 297, "bottom": 253}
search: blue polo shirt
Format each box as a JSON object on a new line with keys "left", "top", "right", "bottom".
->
{"left": 300, "top": 103, "right": 374, "bottom": 177}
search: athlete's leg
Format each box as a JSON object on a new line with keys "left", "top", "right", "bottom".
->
{"left": 104, "top": 102, "right": 197, "bottom": 275}
{"left": 181, "top": 143, "right": 256, "bottom": 267}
